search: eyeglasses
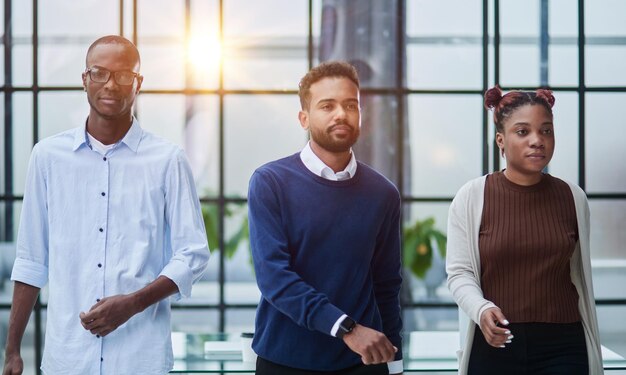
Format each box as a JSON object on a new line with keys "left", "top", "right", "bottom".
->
{"left": 85, "top": 67, "right": 140, "bottom": 86}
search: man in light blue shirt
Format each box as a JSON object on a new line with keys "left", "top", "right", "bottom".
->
{"left": 2, "top": 35, "right": 210, "bottom": 375}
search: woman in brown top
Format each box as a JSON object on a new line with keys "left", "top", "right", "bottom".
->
{"left": 446, "top": 86, "right": 603, "bottom": 375}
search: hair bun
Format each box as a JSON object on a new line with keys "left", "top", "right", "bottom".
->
{"left": 536, "top": 88, "right": 555, "bottom": 108}
{"left": 484, "top": 85, "right": 503, "bottom": 110}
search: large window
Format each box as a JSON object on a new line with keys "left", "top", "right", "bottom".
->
{"left": 1, "top": 1, "right": 625, "bottom": 373}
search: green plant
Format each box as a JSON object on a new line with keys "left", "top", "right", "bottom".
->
{"left": 403, "top": 217, "right": 447, "bottom": 279}
{"left": 201, "top": 204, "right": 249, "bottom": 259}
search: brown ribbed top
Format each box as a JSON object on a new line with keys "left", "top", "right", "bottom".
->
{"left": 479, "top": 171, "right": 581, "bottom": 323}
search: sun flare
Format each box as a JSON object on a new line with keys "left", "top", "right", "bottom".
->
{"left": 187, "top": 35, "right": 222, "bottom": 76}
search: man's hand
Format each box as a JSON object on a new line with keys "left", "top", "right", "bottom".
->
{"left": 2, "top": 351, "right": 24, "bottom": 375}
{"left": 79, "top": 294, "right": 140, "bottom": 337}
{"left": 479, "top": 307, "right": 513, "bottom": 348}
{"left": 342, "top": 324, "right": 397, "bottom": 365}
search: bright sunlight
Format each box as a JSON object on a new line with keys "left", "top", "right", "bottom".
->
{"left": 186, "top": 35, "right": 222, "bottom": 77}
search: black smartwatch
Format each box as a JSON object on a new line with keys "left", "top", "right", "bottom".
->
{"left": 336, "top": 316, "right": 356, "bottom": 339}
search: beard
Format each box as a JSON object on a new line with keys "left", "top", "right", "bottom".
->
{"left": 309, "top": 122, "right": 360, "bottom": 153}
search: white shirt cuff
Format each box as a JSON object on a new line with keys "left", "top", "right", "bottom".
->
{"left": 388, "top": 359, "right": 403, "bottom": 374}
{"left": 330, "top": 314, "right": 347, "bottom": 337}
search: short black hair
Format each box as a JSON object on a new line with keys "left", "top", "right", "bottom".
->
{"left": 298, "top": 61, "right": 359, "bottom": 110}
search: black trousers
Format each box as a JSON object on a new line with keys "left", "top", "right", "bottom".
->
{"left": 468, "top": 321, "right": 588, "bottom": 375}
{"left": 256, "top": 356, "right": 389, "bottom": 375}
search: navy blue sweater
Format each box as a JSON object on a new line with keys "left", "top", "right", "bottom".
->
{"left": 248, "top": 153, "right": 403, "bottom": 371}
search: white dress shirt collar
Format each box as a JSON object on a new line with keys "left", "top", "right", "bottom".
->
{"left": 299, "top": 141, "right": 357, "bottom": 181}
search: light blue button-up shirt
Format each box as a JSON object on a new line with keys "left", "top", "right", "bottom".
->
{"left": 11, "top": 119, "right": 210, "bottom": 375}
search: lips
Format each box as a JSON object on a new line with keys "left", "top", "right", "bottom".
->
{"left": 329, "top": 124, "right": 352, "bottom": 133}
{"left": 526, "top": 153, "right": 545, "bottom": 158}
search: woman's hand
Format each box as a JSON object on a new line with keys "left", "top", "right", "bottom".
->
{"left": 479, "top": 307, "right": 513, "bottom": 348}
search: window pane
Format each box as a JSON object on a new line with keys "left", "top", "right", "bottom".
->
{"left": 500, "top": 45, "right": 540, "bottom": 87}
{"left": 12, "top": 0, "right": 33, "bottom": 87}
{"left": 586, "top": 46, "right": 626, "bottom": 87}
{"left": 13, "top": 43, "right": 33, "bottom": 87}
{"left": 403, "top": 307, "right": 458, "bottom": 332}
{"left": 0, "top": 201, "right": 22, "bottom": 241}
{"left": 12, "top": 93, "right": 34, "bottom": 195}
{"left": 585, "top": 0, "right": 626, "bottom": 37}
{"left": 550, "top": 0, "right": 578, "bottom": 37}
{"left": 38, "top": 92, "right": 89, "bottom": 140}
{"left": 0, "top": 43, "right": 3, "bottom": 86}
{"left": 140, "top": 45, "right": 186, "bottom": 90}
{"left": 39, "top": 44, "right": 89, "bottom": 87}
{"left": 596, "top": 305, "right": 626, "bottom": 359}
{"left": 38, "top": 1, "right": 118, "bottom": 86}
{"left": 403, "top": 202, "right": 452, "bottom": 304}
{"left": 547, "top": 91, "right": 578, "bottom": 184}
{"left": 407, "top": 94, "right": 483, "bottom": 197}
{"left": 547, "top": 0, "right": 579, "bottom": 86}
{"left": 406, "top": 0, "right": 482, "bottom": 90}
{"left": 137, "top": 94, "right": 186, "bottom": 146}
{"left": 185, "top": 203, "right": 220, "bottom": 305}
{"left": 223, "top": 0, "right": 308, "bottom": 90}
{"left": 0, "top": 311, "right": 36, "bottom": 373}
{"left": 407, "top": 0, "right": 482, "bottom": 37}
{"left": 171, "top": 308, "right": 219, "bottom": 334}
{"left": 225, "top": 309, "right": 256, "bottom": 334}
{"left": 407, "top": 45, "right": 482, "bottom": 90}
{"left": 138, "top": 0, "right": 184, "bottom": 37}
{"left": 0, "top": 200, "right": 22, "bottom": 244}
{"left": 137, "top": 0, "right": 185, "bottom": 90}
{"left": 0, "top": 93, "right": 4, "bottom": 195}
{"left": 589, "top": 200, "right": 626, "bottom": 260}
{"left": 224, "top": 95, "right": 306, "bottom": 198}
{"left": 355, "top": 94, "right": 402, "bottom": 187}
{"left": 39, "top": 1, "right": 118, "bottom": 36}
{"left": 188, "top": 0, "right": 220, "bottom": 90}
{"left": 138, "top": 94, "right": 220, "bottom": 195}
{"left": 225, "top": 203, "right": 258, "bottom": 305}
{"left": 500, "top": 0, "right": 540, "bottom": 37}
{"left": 548, "top": 45, "right": 578, "bottom": 87}
{"left": 585, "top": 93, "right": 626, "bottom": 193}
{"left": 500, "top": 0, "right": 539, "bottom": 87}
{"left": 585, "top": 0, "right": 626, "bottom": 86}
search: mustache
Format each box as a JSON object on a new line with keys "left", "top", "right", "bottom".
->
{"left": 327, "top": 122, "right": 352, "bottom": 132}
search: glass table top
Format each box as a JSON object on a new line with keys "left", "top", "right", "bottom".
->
{"left": 170, "top": 331, "right": 626, "bottom": 373}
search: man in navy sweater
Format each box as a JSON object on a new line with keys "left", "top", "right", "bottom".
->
{"left": 248, "top": 61, "right": 403, "bottom": 375}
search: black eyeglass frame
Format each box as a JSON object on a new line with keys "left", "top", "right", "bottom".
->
{"left": 85, "top": 67, "right": 142, "bottom": 86}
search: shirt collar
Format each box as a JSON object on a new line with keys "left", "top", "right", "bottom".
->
{"left": 73, "top": 117, "right": 143, "bottom": 153}
{"left": 300, "top": 141, "right": 357, "bottom": 180}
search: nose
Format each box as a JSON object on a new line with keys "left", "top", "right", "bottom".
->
{"left": 333, "top": 106, "right": 347, "bottom": 121}
{"left": 103, "top": 75, "right": 120, "bottom": 90}
{"left": 529, "top": 132, "right": 544, "bottom": 148}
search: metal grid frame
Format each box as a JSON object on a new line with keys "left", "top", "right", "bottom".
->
{"left": 1, "top": 1, "right": 625, "bottom": 373}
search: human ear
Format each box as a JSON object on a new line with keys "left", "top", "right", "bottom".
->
{"left": 298, "top": 110, "right": 309, "bottom": 131}
{"left": 495, "top": 132, "right": 505, "bottom": 155}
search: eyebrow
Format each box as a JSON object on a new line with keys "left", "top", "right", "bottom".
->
{"left": 316, "top": 98, "right": 358, "bottom": 104}
{"left": 512, "top": 121, "right": 553, "bottom": 126}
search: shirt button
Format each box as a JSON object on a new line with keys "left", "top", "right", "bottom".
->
{"left": 103, "top": 157, "right": 107, "bottom": 161}
{"left": 97, "top": 263, "right": 102, "bottom": 268}
{"left": 96, "top": 335, "right": 100, "bottom": 338}
{"left": 101, "top": 192, "right": 106, "bottom": 196}
{"left": 101, "top": 357, "right": 103, "bottom": 362}
{"left": 99, "top": 228, "right": 103, "bottom": 232}
{"left": 96, "top": 298, "right": 100, "bottom": 302}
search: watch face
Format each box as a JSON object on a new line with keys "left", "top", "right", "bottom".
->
{"left": 341, "top": 317, "right": 356, "bottom": 332}
{"left": 337, "top": 317, "right": 356, "bottom": 339}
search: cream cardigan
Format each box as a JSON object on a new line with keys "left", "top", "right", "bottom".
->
{"left": 446, "top": 175, "right": 603, "bottom": 375}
